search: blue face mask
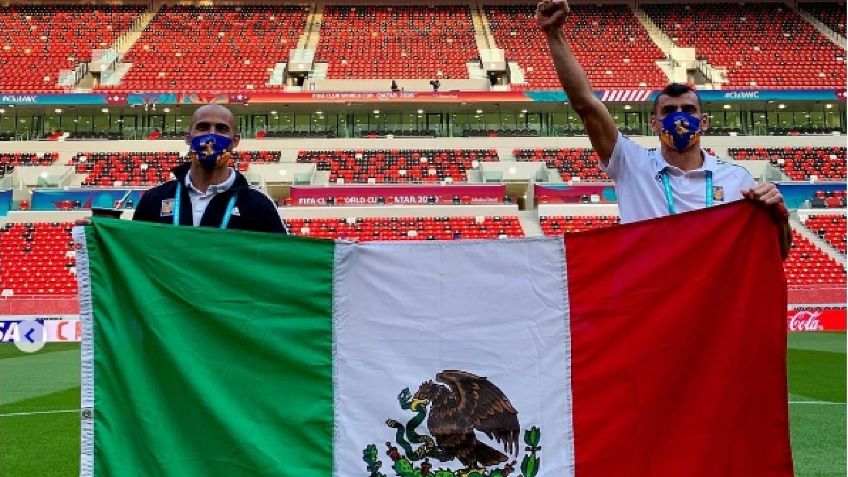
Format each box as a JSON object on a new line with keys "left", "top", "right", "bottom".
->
{"left": 660, "top": 111, "right": 702, "bottom": 152}
{"left": 190, "top": 133, "right": 233, "bottom": 170}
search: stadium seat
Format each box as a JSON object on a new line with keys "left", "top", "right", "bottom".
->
{"left": 803, "top": 214, "right": 847, "bottom": 254}
{"left": 0, "top": 222, "right": 77, "bottom": 295}
{"left": 296, "top": 149, "right": 497, "bottom": 184}
{"left": 540, "top": 215, "right": 621, "bottom": 235}
{"left": 97, "top": 4, "right": 308, "bottom": 92}
{"left": 285, "top": 216, "right": 524, "bottom": 240}
{"left": 0, "top": 4, "right": 144, "bottom": 92}
{"left": 0, "top": 153, "right": 57, "bottom": 177}
{"left": 486, "top": 4, "right": 667, "bottom": 90}
{"left": 642, "top": 3, "right": 846, "bottom": 89}
{"left": 316, "top": 5, "right": 477, "bottom": 80}
{"left": 783, "top": 230, "right": 847, "bottom": 286}
{"left": 70, "top": 150, "right": 280, "bottom": 186}
{"left": 515, "top": 148, "right": 609, "bottom": 182}
{"left": 802, "top": 2, "right": 846, "bottom": 38}
{"left": 729, "top": 146, "right": 847, "bottom": 181}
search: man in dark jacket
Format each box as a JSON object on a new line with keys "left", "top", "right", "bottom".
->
{"left": 132, "top": 104, "right": 286, "bottom": 234}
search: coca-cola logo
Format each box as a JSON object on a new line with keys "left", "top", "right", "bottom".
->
{"left": 787, "top": 311, "right": 823, "bottom": 332}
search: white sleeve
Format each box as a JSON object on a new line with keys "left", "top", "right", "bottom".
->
{"left": 742, "top": 172, "right": 756, "bottom": 190}
{"left": 600, "top": 132, "right": 642, "bottom": 181}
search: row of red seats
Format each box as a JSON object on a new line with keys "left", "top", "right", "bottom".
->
{"left": 810, "top": 190, "right": 847, "bottom": 208}
{"left": 70, "top": 151, "right": 281, "bottom": 186}
{"left": 802, "top": 2, "right": 846, "bottom": 36}
{"left": 515, "top": 148, "right": 609, "bottom": 182}
{"left": 540, "top": 215, "right": 621, "bottom": 234}
{"left": 0, "top": 153, "right": 57, "bottom": 176}
{"left": 98, "top": 4, "right": 308, "bottom": 92}
{"left": 803, "top": 214, "right": 847, "bottom": 254}
{"left": 643, "top": 3, "right": 845, "bottom": 89}
{"left": 785, "top": 230, "right": 847, "bottom": 286}
{"left": 0, "top": 222, "right": 77, "bottom": 296}
{"left": 297, "top": 149, "right": 497, "bottom": 183}
{"left": 286, "top": 216, "right": 523, "bottom": 240}
{"left": 729, "top": 146, "right": 846, "bottom": 180}
{"left": 1, "top": 4, "right": 143, "bottom": 92}
{"left": 316, "top": 5, "right": 477, "bottom": 79}
{"left": 486, "top": 4, "right": 667, "bottom": 90}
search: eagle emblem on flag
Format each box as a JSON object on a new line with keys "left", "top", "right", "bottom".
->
{"left": 363, "top": 370, "right": 542, "bottom": 477}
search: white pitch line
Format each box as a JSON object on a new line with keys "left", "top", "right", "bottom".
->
{"left": 0, "top": 408, "right": 80, "bottom": 417}
{"left": 788, "top": 401, "right": 845, "bottom": 405}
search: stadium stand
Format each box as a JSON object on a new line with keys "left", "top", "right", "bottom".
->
{"left": 729, "top": 146, "right": 847, "bottom": 180}
{"left": 642, "top": 3, "right": 846, "bottom": 89}
{"left": 1, "top": 153, "right": 57, "bottom": 177}
{"left": 0, "top": 4, "right": 144, "bottom": 93}
{"left": 70, "top": 150, "right": 280, "bottom": 186}
{"left": 785, "top": 230, "right": 847, "bottom": 286}
{"left": 296, "top": 149, "right": 497, "bottom": 183}
{"left": 0, "top": 222, "right": 76, "bottom": 296}
{"left": 100, "top": 4, "right": 308, "bottom": 92}
{"left": 316, "top": 5, "right": 477, "bottom": 79}
{"left": 809, "top": 189, "right": 847, "bottom": 208}
{"left": 802, "top": 2, "right": 846, "bottom": 37}
{"left": 540, "top": 215, "right": 621, "bottom": 235}
{"left": 285, "top": 216, "right": 524, "bottom": 240}
{"left": 803, "top": 214, "right": 847, "bottom": 254}
{"left": 485, "top": 4, "right": 668, "bottom": 90}
{"left": 515, "top": 148, "right": 609, "bottom": 182}
{"left": 71, "top": 151, "right": 182, "bottom": 186}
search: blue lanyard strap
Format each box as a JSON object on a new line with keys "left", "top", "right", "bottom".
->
{"left": 174, "top": 181, "right": 238, "bottom": 229}
{"left": 660, "top": 169, "right": 713, "bottom": 215}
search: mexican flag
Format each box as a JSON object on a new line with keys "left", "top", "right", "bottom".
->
{"left": 73, "top": 201, "right": 793, "bottom": 477}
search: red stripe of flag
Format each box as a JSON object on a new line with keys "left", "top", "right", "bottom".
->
{"left": 566, "top": 201, "right": 793, "bottom": 477}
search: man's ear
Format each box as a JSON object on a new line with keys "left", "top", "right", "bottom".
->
{"left": 185, "top": 133, "right": 192, "bottom": 147}
{"left": 231, "top": 134, "right": 241, "bottom": 149}
{"left": 650, "top": 114, "right": 661, "bottom": 134}
{"left": 699, "top": 113, "right": 710, "bottom": 132}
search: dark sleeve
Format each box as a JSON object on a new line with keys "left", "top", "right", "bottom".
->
{"left": 262, "top": 197, "right": 288, "bottom": 235}
{"left": 132, "top": 189, "right": 157, "bottom": 222}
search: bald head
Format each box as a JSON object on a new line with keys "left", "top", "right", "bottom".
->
{"left": 187, "top": 104, "right": 240, "bottom": 149}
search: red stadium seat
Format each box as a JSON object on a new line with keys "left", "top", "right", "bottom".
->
{"left": 729, "top": 146, "right": 846, "bottom": 181}
{"left": 643, "top": 3, "right": 846, "bottom": 90}
{"left": 0, "top": 5, "right": 144, "bottom": 92}
{"left": 96, "top": 4, "right": 307, "bottom": 93}
{"left": 0, "top": 222, "right": 77, "bottom": 296}
{"left": 316, "top": 5, "right": 477, "bottom": 80}
{"left": 285, "top": 216, "right": 524, "bottom": 241}
{"left": 297, "top": 149, "right": 498, "bottom": 184}
{"left": 486, "top": 5, "right": 667, "bottom": 90}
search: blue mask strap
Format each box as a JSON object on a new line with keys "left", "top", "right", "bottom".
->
{"left": 174, "top": 181, "right": 238, "bottom": 229}
{"left": 661, "top": 169, "right": 714, "bottom": 215}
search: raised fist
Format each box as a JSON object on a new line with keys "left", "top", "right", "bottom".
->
{"left": 536, "top": 0, "right": 570, "bottom": 34}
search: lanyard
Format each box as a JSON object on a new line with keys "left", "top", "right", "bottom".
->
{"left": 174, "top": 182, "right": 238, "bottom": 229}
{"left": 660, "top": 169, "right": 713, "bottom": 215}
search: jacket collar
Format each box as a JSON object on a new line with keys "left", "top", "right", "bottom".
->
{"left": 172, "top": 162, "right": 249, "bottom": 191}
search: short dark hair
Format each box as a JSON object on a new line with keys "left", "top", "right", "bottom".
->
{"left": 652, "top": 83, "right": 703, "bottom": 115}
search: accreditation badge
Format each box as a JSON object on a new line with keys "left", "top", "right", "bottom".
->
{"left": 712, "top": 186, "right": 725, "bottom": 202}
{"left": 160, "top": 198, "right": 175, "bottom": 217}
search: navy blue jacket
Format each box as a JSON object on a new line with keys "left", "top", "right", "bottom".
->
{"left": 133, "top": 162, "right": 287, "bottom": 234}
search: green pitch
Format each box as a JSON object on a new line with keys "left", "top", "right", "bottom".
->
{"left": 1, "top": 334, "right": 845, "bottom": 476}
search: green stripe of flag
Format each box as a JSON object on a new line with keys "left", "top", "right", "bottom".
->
{"left": 79, "top": 219, "right": 336, "bottom": 477}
